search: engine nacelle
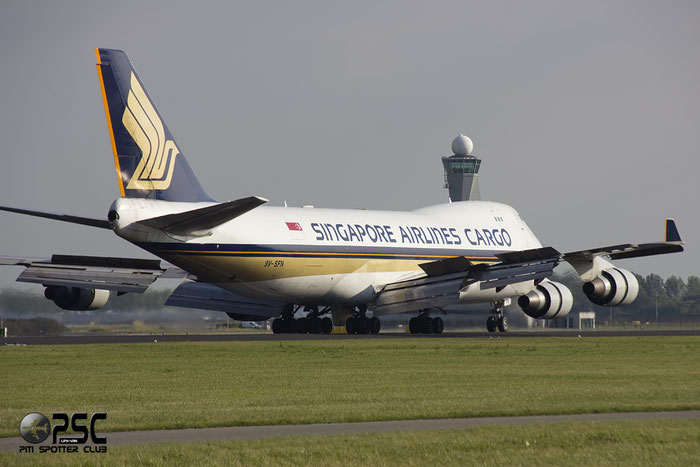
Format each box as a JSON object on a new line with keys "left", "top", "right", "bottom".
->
{"left": 225, "top": 312, "right": 269, "bottom": 322}
{"left": 44, "top": 286, "right": 110, "bottom": 311}
{"left": 582, "top": 268, "right": 639, "bottom": 306}
{"left": 518, "top": 281, "right": 573, "bottom": 319}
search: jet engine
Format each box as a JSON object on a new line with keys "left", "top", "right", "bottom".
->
{"left": 44, "top": 286, "right": 110, "bottom": 311}
{"left": 518, "top": 281, "right": 573, "bottom": 319}
{"left": 582, "top": 268, "right": 639, "bottom": 306}
{"left": 225, "top": 312, "right": 269, "bottom": 322}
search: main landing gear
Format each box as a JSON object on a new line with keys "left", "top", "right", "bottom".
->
{"left": 271, "top": 305, "right": 333, "bottom": 334}
{"left": 346, "top": 305, "right": 381, "bottom": 335}
{"left": 486, "top": 299, "right": 509, "bottom": 333}
{"left": 409, "top": 310, "right": 444, "bottom": 334}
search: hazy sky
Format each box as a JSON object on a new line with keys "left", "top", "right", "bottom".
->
{"left": 0, "top": 0, "right": 697, "bottom": 291}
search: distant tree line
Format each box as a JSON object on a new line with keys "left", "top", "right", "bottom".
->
{"left": 0, "top": 288, "right": 173, "bottom": 315}
{"left": 555, "top": 272, "right": 700, "bottom": 324}
{"left": 3, "top": 317, "right": 68, "bottom": 336}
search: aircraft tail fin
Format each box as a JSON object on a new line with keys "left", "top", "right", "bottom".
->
{"left": 95, "top": 48, "right": 213, "bottom": 202}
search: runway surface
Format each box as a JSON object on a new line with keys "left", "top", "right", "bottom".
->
{"left": 2, "top": 329, "right": 699, "bottom": 345}
{"left": 1, "top": 410, "right": 698, "bottom": 451}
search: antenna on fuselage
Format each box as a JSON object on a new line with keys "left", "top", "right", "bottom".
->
{"left": 442, "top": 135, "right": 481, "bottom": 201}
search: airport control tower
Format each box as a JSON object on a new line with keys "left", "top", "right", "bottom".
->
{"left": 442, "top": 134, "right": 481, "bottom": 201}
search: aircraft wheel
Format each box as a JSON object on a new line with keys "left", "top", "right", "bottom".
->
{"left": 356, "top": 317, "right": 369, "bottom": 335}
{"left": 422, "top": 316, "right": 434, "bottom": 334}
{"left": 346, "top": 317, "right": 356, "bottom": 334}
{"left": 497, "top": 316, "right": 509, "bottom": 333}
{"left": 486, "top": 316, "right": 498, "bottom": 333}
{"left": 369, "top": 317, "right": 381, "bottom": 334}
{"left": 272, "top": 318, "right": 283, "bottom": 334}
{"left": 295, "top": 317, "right": 309, "bottom": 334}
{"left": 409, "top": 317, "right": 419, "bottom": 334}
{"left": 321, "top": 317, "right": 333, "bottom": 334}
{"left": 282, "top": 318, "right": 296, "bottom": 334}
{"left": 309, "top": 317, "right": 322, "bottom": 334}
{"left": 433, "top": 317, "right": 444, "bottom": 334}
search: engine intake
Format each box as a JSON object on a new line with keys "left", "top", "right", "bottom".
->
{"left": 44, "top": 286, "right": 110, "bottom": 311}
{"left": 518, "top": 281, "right": 573, "bottom": 319}
{"left": 582, "top": 268, "right": 638, "bottom": 306}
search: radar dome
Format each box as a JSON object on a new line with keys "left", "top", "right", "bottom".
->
{"left": 451, "top": 134, "right": 474, "bottom": 156}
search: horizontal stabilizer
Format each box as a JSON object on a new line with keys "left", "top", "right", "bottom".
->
{"left": 137, "top": 196, "right": 268, "bottom": 235}
{"left": 165, "top": 281, "right": 288, "bottom": 320}
{"left": 0, "top": 205, "right": 110, "bottom": 229}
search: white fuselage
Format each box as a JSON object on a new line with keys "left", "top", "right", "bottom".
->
{"left": 110, "top": 198, "right": 543, "bottom": 309}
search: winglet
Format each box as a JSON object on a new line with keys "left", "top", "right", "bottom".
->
{"left": 665, "top": 219, "right": 684, "bottom": 245}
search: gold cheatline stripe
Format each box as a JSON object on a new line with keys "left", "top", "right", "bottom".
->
{"left": 161, "top": 249, "right": 498, "bottom": 260}
{"left": 95, "top": 48, "right": 126, "bottom": 198}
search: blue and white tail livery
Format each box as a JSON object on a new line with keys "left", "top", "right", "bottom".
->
{"left": 96, "top": 48, "right": 212, "bottom": 202}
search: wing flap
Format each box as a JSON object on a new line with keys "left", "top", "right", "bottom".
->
{"left": 3, "top": 255, "right": 186, "bottom": 293}
{"left": 17, "top": 266, "right": 159, "bottom": 293}
{"left": 477, "top": 260, "right": 558, "bottom": 290}
{"left": 374, "top": 271, "right": 467, "bottom": 316}
{"left": 496, "top": 246, "right": 561, "bottom": 264}
{"left": 419, "top": 256, "right": 473, "bottom": 276}
{"left": 375, "top": 247, "right": 561, "bottom": 315}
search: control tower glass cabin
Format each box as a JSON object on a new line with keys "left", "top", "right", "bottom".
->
{"left": 442, "top": 135, "right": 481, "bottom": 201}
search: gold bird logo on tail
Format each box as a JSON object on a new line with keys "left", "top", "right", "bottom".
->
{"left": 122, "top": 72, "right": 179, "bottom": 190}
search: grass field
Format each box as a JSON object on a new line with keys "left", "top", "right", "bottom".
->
{"left": 1, "top": 419, "right": 698, "bottom": 466}
{"left": 1, "top": 336, "right": 698, "bottom": 439}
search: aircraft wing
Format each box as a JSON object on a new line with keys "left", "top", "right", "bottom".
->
{"left": 563, "top": 219, "right": 684, "bottom": 262}
{"left": 1, "top": 255, "right": 285, "bottom": 320}
{"left": 0, "top": 254, "right": 187, "bottom": 293}
{"left": 165, "top": 281, "right": 290, "bottom": 321}
{"left": 373, "top": 247, "right": 561, "bottom": 316}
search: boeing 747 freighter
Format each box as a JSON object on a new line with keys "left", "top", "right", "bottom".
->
{"left": 0, "top": 49, "right": 684, "bottom": 334}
